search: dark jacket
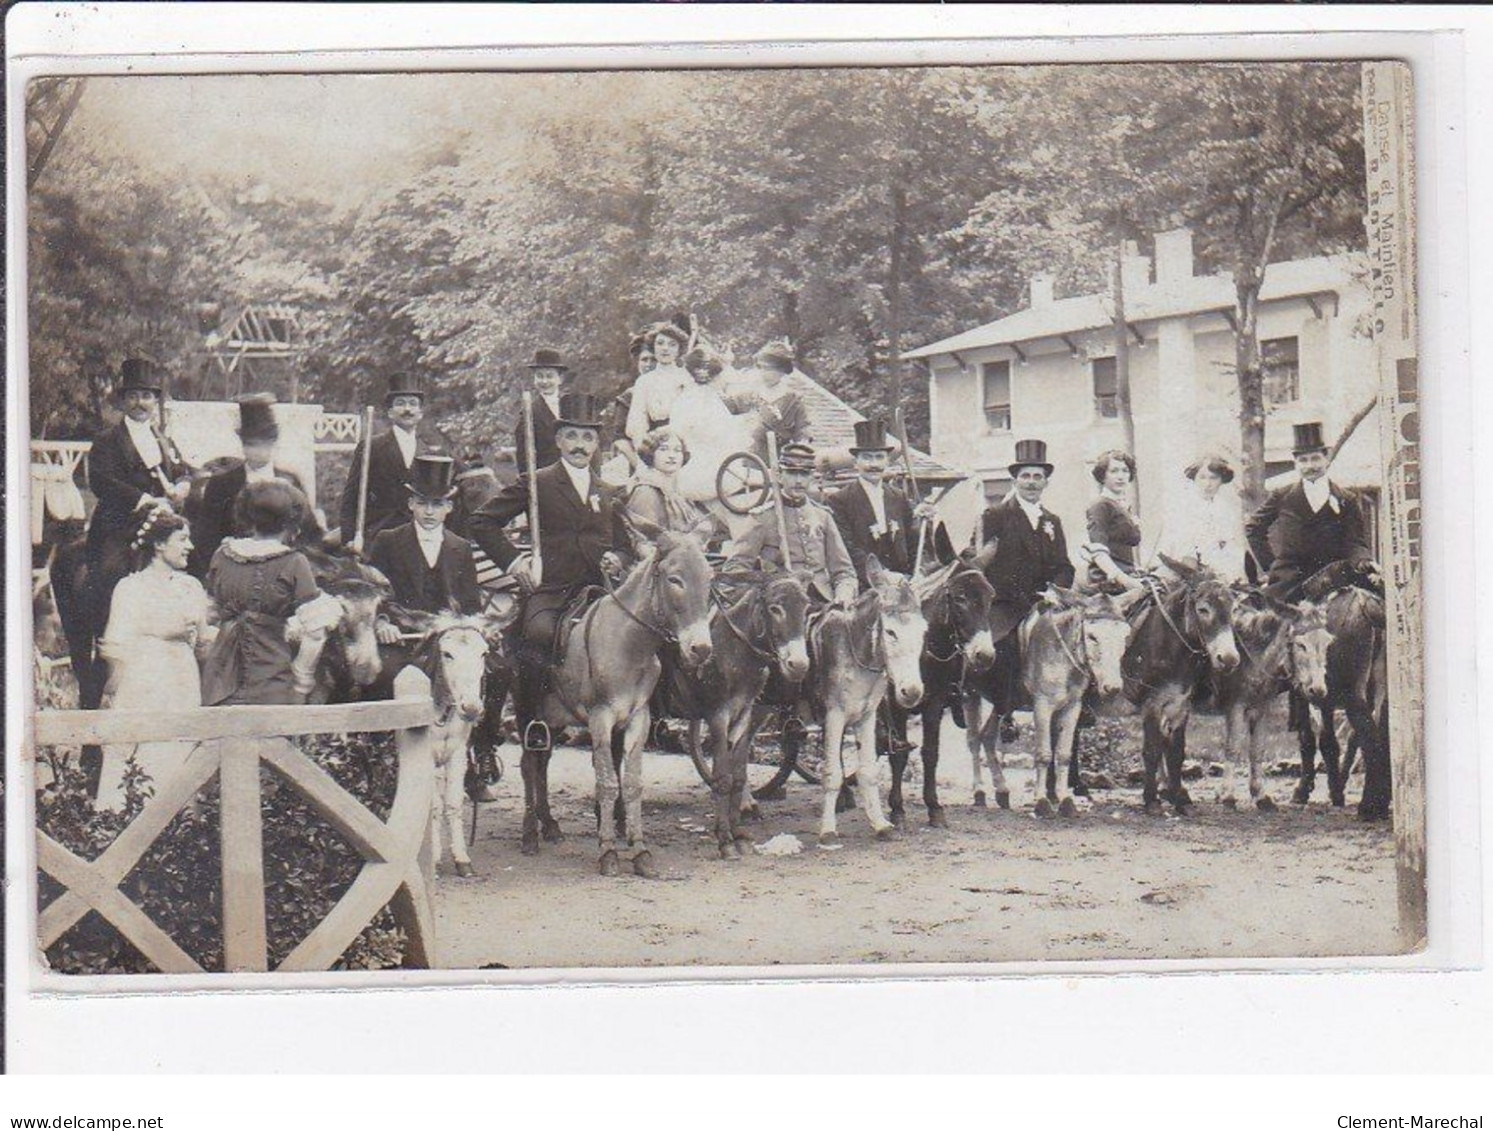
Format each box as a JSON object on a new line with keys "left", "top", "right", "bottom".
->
{"left": 188, "top": 463, "right": 317, "bottom": 579}
{"left": 1245, "top": 479, "right": 1373, "bottom": 597}
{"left": 469, "top": 460, "right": 629, "bottom": 592}
{"left": 980, "top": 494, "right": 1076, "bottom": 639}
{"left": 369, "top": 522, "right": 481, "bottom": 615}
{"left": 85, "top": 419, "right": 190, "bottom": 566}
{"left": 513, "top": 395, "right": 561, "bottom": 474}
{"left": 338, "top": 426, "right": 453, "bottom": 544}
{"left": 826, "top": 478, "right": 918, "bottom": 583}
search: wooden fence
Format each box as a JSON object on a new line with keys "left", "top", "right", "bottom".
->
{"left": 32, "top": 669, "right": 441, "bottom": 974}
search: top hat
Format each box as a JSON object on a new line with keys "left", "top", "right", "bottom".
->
{"left": 1291, "top": 421, "right": 1328, "bottom": 456}
{"left": 408, "top": 455, "right": 459, "bottom": 500}
{"left": 1008, "top": 438, "right": 1054, "bottom": 477}
{"left": 555, "top": 392, "right": 604, "bottom": 429}
{"left": 385, "top": 373, "right": 425, "bottom": 404}
{"left": 779, "top": 441, "right": 817, "bottom": 472}
{"left": 236, "top": 393, "right": 280, "bottom": 443}
{"left": 755, "top": 341, "right": 796, "bottom": 374}
{"left": 850, "top": 419, "right": 894, "bottom": 454}
{"left": 528, "top": 348, "right": 569, "bottom": 372}
{"left": 117, "top": 357, "right": 163, "bottom": 396}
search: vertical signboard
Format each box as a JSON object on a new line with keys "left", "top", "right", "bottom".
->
{"left": 1362, "top": 60, "right": 1424, "bottom": 946}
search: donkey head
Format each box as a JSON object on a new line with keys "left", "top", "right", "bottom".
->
{"left": 1175, "top": 568, "right": 1240, "bottom": 674}
{"left": 765, "top": 571, "right": 812, "bottom": 682}
{"left": 650, "top": 527, "right": 715, "bottom": 669}
{"left": 943, "top": 563, "right": 997, "bottom": 671}
{"left": 868, "top": 555, "right": 928, "bottom": 709}
{"left": 398, "top": 608, "right": 515, "bottom": 725}
{"left": 1078, "top": 590, "right": 1132, "bottom": 699}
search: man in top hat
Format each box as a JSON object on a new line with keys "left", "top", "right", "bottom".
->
{"left": 827, "top": 419, "right": 936, "bottom": 586}
{"left": 979, "top": 440, "right": 1076, "bottom": 716}
{"left": 339, "top": 372, "right": 453, "bottom": 552}
{"left": 513, "top": 348, "right": 568, "bottom": 475}
{"left": 370, "top": 455, "right": 482, "bottom": 629}
{"left": 1245, "top": 421, "right": 1375, "bottom": 599}
{"left": 725, "top": 441, "right": 858, "bottom": 607}
{"left": 470, "top": 392, "right": 632, "bottom": 816}
{"left": 188, "top": 393, "right": 319, "bottom": 578}
{"left": 80, "top": 357, "right": 194, "bottom": 710}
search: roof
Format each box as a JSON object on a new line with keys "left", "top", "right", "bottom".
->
{"left": 778, "top": 369, "right": 965, "bottom": 482}
{"left": 906, "top": 256, "right": 1354, "bottom": 361}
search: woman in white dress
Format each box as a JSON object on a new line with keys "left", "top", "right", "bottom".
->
{"left": 95, "top": 505, "right": 214, "bottom": 811}
{"left": 1159, "top": 454, "right": 1247, "bottom": 582}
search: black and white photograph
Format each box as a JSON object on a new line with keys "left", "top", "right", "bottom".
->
{"left": 17, "top": 52, "right": 1427, "bottom": 983}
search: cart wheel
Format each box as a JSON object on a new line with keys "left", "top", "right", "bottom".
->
{"left": 716, "top": 451, "right": 772, "bottom": 515}
{"left": 686, "top": 719, "right": 714, "bottom": 786}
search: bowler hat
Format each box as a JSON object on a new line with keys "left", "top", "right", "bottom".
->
{"left": 555, "top": 392, "right": 604, "bottom": 429}
{"left": 117, "top": 357, "right": 163, "bottom": 396}
{"left": 385, "top": 373, "right": 425, "bottom": 404}
{"left": 1008, "top": 438, "right": 1054, "bottom": 477}
{"left": 779, "top": 441, "right": 817, "bottom": 472}
{"left": 850, "top": 419, "right": 894, "bottom": 454}
{"left": 528, "top": 348, "right": 569, "bottom": 372}
{"left": 236, "top": 393, "right": 280, "bottom": 443}
{"left": 408, "top": 455, "right": 459, "bottom": 500}
{"left": 1291, "top": 421, "right": 1328, "bottom": 456}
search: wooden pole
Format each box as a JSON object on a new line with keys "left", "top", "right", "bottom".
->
{"left": 220, "top": 738, "right": 272, "bottom": 972}
{"left": 893, "top": 407, "right": 927, "bottom": 573}
{"left": 766, "top": 431, "right": 792, "bottom": 569}
{"left": 353, "top": 405, "right": 375, "bottom": 550}
{"left": 1113, "top": 243, "right": 1139, "bottom": 518}
{"left": 522, "top": 391, "right": 543, "bottom": 584}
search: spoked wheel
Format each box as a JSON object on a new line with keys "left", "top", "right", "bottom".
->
{"left": 748, "top": 717, "right": 826, "bottom": 797}
{"left": 716, "top": 451, "right": 772, "bottom": 515}
{"left": 686, "top": 720, "right": 713, "bottom": 786}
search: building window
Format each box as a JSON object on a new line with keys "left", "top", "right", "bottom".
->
{"left": 1092, "top": 356, "right": 1118, "bottom": 418}
{"left": 981, "top": 360, "right": 1012, "bottom": 432}
{"left": 1262, "top": 336, "right": 1300, "bottom": 406}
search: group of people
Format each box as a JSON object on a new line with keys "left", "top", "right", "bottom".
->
{"left": 62, "top": 334, "right": 1374, "bottom": 817}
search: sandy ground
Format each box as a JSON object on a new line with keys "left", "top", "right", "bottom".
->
{"left": 431, "top": 712, "right": 1404, "bottom": 971}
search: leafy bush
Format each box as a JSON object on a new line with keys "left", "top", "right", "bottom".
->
{"left": 37, "top": 730, "right": 409, "bottom": 975}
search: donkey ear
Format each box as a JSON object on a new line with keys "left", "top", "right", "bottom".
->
{"left": 688, "top": 513, "right": 723, "bottom": 546}
{"left": 865, "top": 554, "right": 886, "bottom": 585}
{"left": 972, "top": 539, "right": 999, "bottom": 573}
{"left": 1157, "top": 551, "right": 1200, "bottom": 579}
{"left": 931, "top": 522, "right": 956, "bottom": 566}
{"left": 1114, "top": 586, "right": 1150, "bottom": 616}
{"left": 482, "top": 590, "right": 522, "bottom": 632}
{"left": 387, "top": 603, "right": 436, "bottom": 637}
{"left": 626, "top": 512, "right": 665, "bottom": 545}
{"left": 1047, "top": 584, "right": 1083, "bottom": 610}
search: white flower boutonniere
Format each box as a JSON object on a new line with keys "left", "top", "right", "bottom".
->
{"left": 1042, "top": 519, "right": 1056, "bottom": 540}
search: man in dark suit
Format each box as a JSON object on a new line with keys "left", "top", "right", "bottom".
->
{"left": 370, "top": 456, "right": 482, "bottom": 626}
{"left": 339, "top": 373, "right": 454, "bottom": 552}
{"left": 826, "top": 418, "right": 933, "bottom": 584}
{"left": 84, "top": 357, "right": 193, "bottom": 648}
{"left": 470, "top": 393, "right": 631, "bottom": 765}
{"left": 979, "top": 439, "right": 1076, "bottom": 712}
{"left": 512, "top": 348, "right": 567, "bottom": 475}
{"left": 1245, "top": 421, "right": 1375, "bottom": 599}
{"left": 188, "top": 394, "right": 318, "bottom": 578}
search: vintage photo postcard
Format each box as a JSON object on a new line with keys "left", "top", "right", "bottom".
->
{"left": 16, "top": 55, "right": 1425, "bottom": 983}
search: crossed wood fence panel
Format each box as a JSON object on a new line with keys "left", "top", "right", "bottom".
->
{"left": 32, "top": 674, "right": 440, "bottom": 975}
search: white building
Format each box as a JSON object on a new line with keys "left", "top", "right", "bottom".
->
{"left": 907, "top": 228, "right": 1381, "bottom": 556}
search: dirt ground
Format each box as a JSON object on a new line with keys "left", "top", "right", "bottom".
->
{"left": 432, "top": 709, "right": 1405, "bottom": 971}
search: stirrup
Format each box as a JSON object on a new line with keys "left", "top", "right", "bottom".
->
{"left": 523, "top": 720, "right": 552, "bottom": 752}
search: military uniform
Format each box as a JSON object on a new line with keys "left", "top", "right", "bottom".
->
{"left": 725, "top": 496, "right": 858, "bottom": 605}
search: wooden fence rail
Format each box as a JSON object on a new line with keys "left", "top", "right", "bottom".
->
{"left": 32, "top": 670, "right": 441, "bottom": 975}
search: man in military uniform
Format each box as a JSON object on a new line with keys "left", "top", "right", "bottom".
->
{"left": 339, "top": 373, "right": 454, "bottom": 552}
{"left": 188, "top": 393, "right": 320, "bottom": 578}
{"left": 826, "top": 419, "right": 934, "bottom": 584}
{"left": 469, "top": 393, "right": 631, "bottom": 838}
{"left": 725, "top": 441, "right": 858, "bottom": 606}
{"left": 1245, "top": 421, "right": 1376, "bottom": 599}
{"left": 978, "top": 439, "right": 1076, "bottom": 713}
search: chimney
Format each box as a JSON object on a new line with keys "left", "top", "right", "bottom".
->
{"left": 1120, "top": 240, "right": 1151, "bottom": 295}
{"left": 1154, "top": 228, "right": 1195, "bottom": 284}
{"left": 1029, "top": 274, "right": 1055, "bottom": 309}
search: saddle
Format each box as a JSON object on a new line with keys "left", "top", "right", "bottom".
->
{"left": 550, "top": 585, "right": 607, "bottom": 661}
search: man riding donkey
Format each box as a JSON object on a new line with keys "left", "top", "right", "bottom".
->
{"left": 827, "top": 418, "right": 938, "bottom": 764}
{"left": 724, "top": 440, "right": 859, "bottom": 802}
{"left": 469, "top": 392, "right": 633, "bottom": 855}
{"left": 1245, "top": 420, "right": 1389, "bottom": 818}
{"left": 964, "top": 439, "right": 1077, "bottom": 808}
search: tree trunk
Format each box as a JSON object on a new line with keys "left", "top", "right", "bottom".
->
{"left": 886, "top": 181, "right": 907, "bottom": 415}
{"left": 1112, "top": 246, "right": 1138, "bottom": 511}
{"left": 1235, "top": 264, "right": 1268, "bottom": 511}
{"left": 781, "top": 290, "right": 801, "bottom": 351}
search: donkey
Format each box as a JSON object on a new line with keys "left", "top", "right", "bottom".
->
{"left": 1121, "top": 555, "right": 1241, "bottom": 815}
{"left": 387, "top": 609, "right": 515, "bottom": 877}
{"left": 532, "top": 525, "right": 715, "bottom": 878}
{"left": 1008, "top": 585, "right": 1138, "bottom": 818}
{"left": 810, "top": 556, "right": 928, "bottom": 844}
{"left": 1200, "top": 594, "right": 1333, "bottom": 811}
{"left": 888, "top": 533, "right": 996, "bottom": 827}
{"left": 299, "top": 547, "right": 394, "bottom": 704}
{"left": 1289, "top": 563, "right": 1390, "bottom": 819}
{"left": 676, "top": 570, "right": 811, "bottom": 857}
